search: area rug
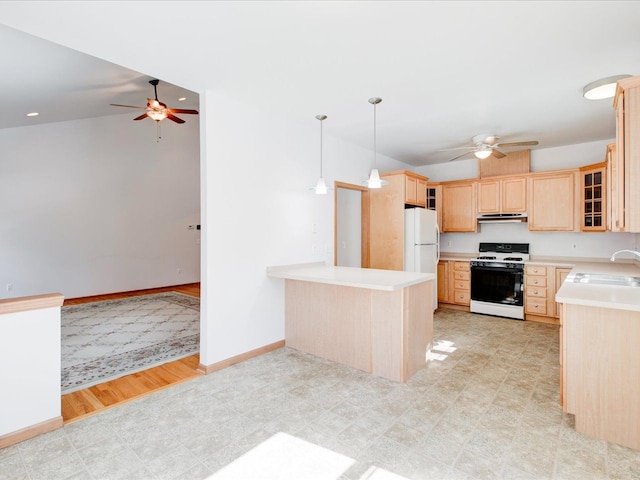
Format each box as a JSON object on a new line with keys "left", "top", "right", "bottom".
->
{"left": 61, "top": 292, "right": 199, "bottom": 394}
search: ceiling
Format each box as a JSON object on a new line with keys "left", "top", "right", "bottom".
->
{"left": 1, "top": 1, "right": 639, "bottom": 167}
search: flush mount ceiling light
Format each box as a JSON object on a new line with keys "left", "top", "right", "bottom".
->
{"left": 583, "top": 74, "right": 632, "bottom": 100}
{"left": 362, "top": 97, "right": 389, "bottom": 189}
{"left": 26, "top": 112, "right": 39, "bottom": 117}
{"left": 310, "top": 114, "right": 330, "bottom": 195}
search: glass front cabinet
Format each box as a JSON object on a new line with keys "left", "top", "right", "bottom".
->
{"left": 580, "top": 162, "right": 607, "bottom": 232}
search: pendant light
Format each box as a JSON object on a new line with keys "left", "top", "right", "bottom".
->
{"left": 362, "top": 97, "right": 389, "bottom": 189}
{"left": 310, "top": 114, "right": 329, "bottom": 195}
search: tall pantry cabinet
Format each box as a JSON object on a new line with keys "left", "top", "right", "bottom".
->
{"left": 369, "top": 171, "right": 429, "bottom": 271}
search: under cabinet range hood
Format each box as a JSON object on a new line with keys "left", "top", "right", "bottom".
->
{"left": 477, "top": 213, "right": 528, "bottom": 223}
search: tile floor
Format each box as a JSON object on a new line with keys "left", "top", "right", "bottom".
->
{"left": 2, "top": 308, "right": 640, "bottom": 480}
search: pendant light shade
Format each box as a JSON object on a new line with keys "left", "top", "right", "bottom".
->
{"left": 310, "top": 114, "right": 331, "bottom": 195}
{"left": 362, "top": 97, "right": 389, "bottom": 189}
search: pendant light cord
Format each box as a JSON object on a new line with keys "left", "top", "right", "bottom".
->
{"left": 320, "top": 118, "right": 323, "bottom": 177}
{"left": 373, "top": 101, "right": 377, "bottom": 167}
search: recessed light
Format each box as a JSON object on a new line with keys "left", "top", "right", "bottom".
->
{"left": 583, "top": 75, "right": 632, "bottom": 100}
{"left": 26, "top": 112, "right": 39, "bottom": 117}
{"left": 178, "top": 97, "right": 186, "bottom": 102}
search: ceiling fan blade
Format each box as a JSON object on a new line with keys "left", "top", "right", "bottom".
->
{"left": 169, "top": 108, "right": 199, "bottom": 115}
{"left": 491, "top": 149, "right": 506, "bottom": 159}
{"left": 110, "top": 103, "right": 148, "bottom": 109}
{"left": 133, "top": 113, "right": 149, "bottom": 121}
{"left": 496, "top": 141, "right": 539, "bottom": 148}
{"left": 448, "top": 151, "right": 475, "bottom": 162}
{"left": 166, "top": 113, "right": 186, "bottom": 124}
{"left": 438, "top": 146, "right": 475, "bottom": 152}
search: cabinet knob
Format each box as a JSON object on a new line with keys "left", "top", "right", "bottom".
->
{"left": 533, "top": 290, "right": 539, "bottom": 295}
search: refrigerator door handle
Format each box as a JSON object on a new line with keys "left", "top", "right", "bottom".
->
{"left": 435, "top": 223, "right": 440, "bottom": 263}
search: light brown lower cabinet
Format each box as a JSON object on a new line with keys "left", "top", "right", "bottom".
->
{"left": 438, "top": 260, "right": 470, "bottom": 307}
{"left": 524, "top": 264, "right": 573, "bottom": 324}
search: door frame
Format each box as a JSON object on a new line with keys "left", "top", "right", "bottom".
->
{"left": 334, "top": 181, "right": 370, "bottom": 268}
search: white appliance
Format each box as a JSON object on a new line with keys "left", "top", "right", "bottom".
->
{"left": 404, "top": 208, "right": 440, "bottom": 310}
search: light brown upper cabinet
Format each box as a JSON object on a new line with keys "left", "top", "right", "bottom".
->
{"left": 613, "top": 76, "right": 640, "bottom": 232}
{"left": 477, "top": 176, "right": 527, "bottom": 214}
{"left": 580, "top": 161, "right": 607, "bottom": 232}
{"left": 441, "top": 181, "right": 477, "bottom": 232}
{"left": 528, "top": 170, "right": 579, "bottom": 231}
{"left": 402, "top": 172, "right": 428, "bottom": 207}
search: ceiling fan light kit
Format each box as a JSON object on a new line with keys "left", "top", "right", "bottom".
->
{"left": 442, "top": 133, "right": 539, "bottom": 162}
{"left": 362, "top": 97, "right": 389, "bottom": 189}
{"left": 110, "top": 79, "right": 199, "bottom": 124}
{"left": 583, "top": 74, "right": 632, "bottom": 100}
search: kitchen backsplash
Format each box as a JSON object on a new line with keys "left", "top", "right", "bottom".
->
{"left": 440, "top": 222, "right": 637, "bottom": 258}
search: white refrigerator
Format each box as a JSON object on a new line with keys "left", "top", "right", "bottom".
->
{"left": 404, "top": 208, "right": 440, "bottom": 310}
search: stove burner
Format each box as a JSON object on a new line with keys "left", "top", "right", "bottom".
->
{"left": 503, "top": 257, "right": 523, "bottom": 261}
{"left": 477, "top": 256, "right": 497, "bottom": 260}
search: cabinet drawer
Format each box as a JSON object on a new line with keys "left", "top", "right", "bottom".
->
{"left": 525, "top": 265, "right": 547, "bottom": 276}
{"left": 454, "top": 280, "right": 469, "bottom": 290}
{"left": 526, "top": 286, "right": 547, "bottom": 298}
{"left": 454, "top": 262, "right": 470, "bottom": 272}
{"left": 526, "top": 299, "right": 548, "bottom": 315}
{"left": 453, "top": 271, "right": 470, "bottom": 281}
{"left": 526, "top": 276, "right": 547, "bottom": 287}
{"left": 454, "top": 289, "right": 470, "bottom": 305}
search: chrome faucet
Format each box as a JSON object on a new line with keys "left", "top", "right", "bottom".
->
{"left": 610, "top": 249, "right": 640, "bottom": 261}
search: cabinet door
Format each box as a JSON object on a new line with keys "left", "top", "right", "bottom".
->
{"left": 581, "top": 166, "right": 607, "bottom": 231}
{"left": 502, "top": 177, "right": 527, "bottom": 212}
{"left": 405, "top": 176, "right": 418, "bottom": 205}
{"left": 529, "top": 173, "right": 577, "bottom": 231}
{"left": 437, "top": 261, "right": 449, "bottom": 303}
{"left": 416, "top": 178, "right": 427, "bottom": 207}
{"left": 442, "top": 183, "right": 477, "bottom": 232}
{"left": 477, "top": 180, "right": 500, "bottom": 214}
{"left": 607, "top": 143, "right": 623, "bottom": 232}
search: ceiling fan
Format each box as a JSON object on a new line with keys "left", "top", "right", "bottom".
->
{"left": 110, "top": 79, "right": 198, "bottom": 124}
{"left": 442, "top": 134, "right": 539, "bottom": 162}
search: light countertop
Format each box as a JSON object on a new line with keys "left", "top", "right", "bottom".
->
{"left": 267, "top": 263, "right": 435, "bottom": 291}
{"left": 556, "top": 261, "right": 640, "bottom": 312}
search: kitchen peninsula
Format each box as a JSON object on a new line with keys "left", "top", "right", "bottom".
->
{"left": 556, "top": 260, "right": 640, "bottom": 451}
{"left": 267, "top": 263, "right": 435, "bottom": 383}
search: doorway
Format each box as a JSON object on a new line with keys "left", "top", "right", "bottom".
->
{"left": 334, "top": 182, "right": 370, "bottom": 268}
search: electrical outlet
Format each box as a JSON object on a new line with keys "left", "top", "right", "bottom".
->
{"left": 447, "top": 241, "right": 453, "bottom": 247}
{"left": 177, "top": 268, "right": 182, "bottom": 275}
{"left": 572, "top": 244, "right": 577, "bottom": 249}
{"left": 312, "top": 244, "right": 317, "bottom": 254}
{"left": 6, "top": 284, "right": 13, "bottom": 292}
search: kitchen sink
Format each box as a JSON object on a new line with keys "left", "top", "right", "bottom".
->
{"left": 571, "top": 272, "right": 640, "bottom": 287}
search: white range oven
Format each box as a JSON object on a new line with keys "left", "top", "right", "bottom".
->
{"left": 470, "top": 242, "right": 530, "bottom": 320}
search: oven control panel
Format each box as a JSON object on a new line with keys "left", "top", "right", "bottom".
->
{"left": 470, "top": 261, "right": 525, "bottom": 269}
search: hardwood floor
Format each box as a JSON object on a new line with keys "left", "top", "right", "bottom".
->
{"left": 61, "top": 283, "right": 202, "bottom": 424}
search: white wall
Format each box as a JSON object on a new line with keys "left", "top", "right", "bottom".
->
{"left": 0, "top": 114, "right": 200, "bottom": 299}
{"left": 0, "top": 306, "right": 60, "bottom": 437}
{"left": 336, "top": 187, "right": 362, "bottom": 267}
{"left": 199, "top": 90, "right": 410, "bottom": 365}
{"left": 415, "top": 139, "right": 637, "bottom": 258}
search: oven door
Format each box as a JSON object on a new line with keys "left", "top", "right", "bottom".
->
{"left": 471, "top": 265, "right": 524, "bottom": 306}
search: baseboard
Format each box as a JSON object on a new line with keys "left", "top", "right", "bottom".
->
{"left": 0, "top": 416, "right": 63, "bottom": 449}
{"left": 526, "top": 314, "right": 560, "bottom": 325}
{"left": 198, "top": 340, "right": 285, "bottom": 374}
{"left": 437, "top": 303, "right": 470, "bottom": 312}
